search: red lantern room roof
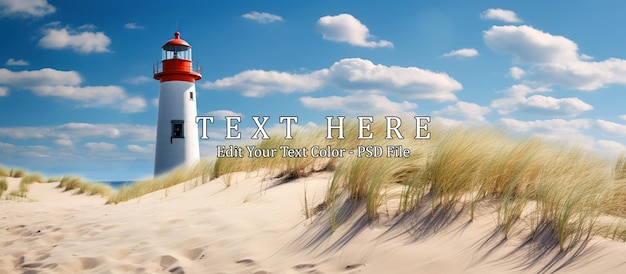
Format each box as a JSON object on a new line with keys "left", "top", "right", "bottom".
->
{"left": 162, "top": 31, "right": 191, "bottom": 48}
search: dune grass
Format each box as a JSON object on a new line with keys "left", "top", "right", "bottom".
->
{"left": 57, "top": 176, "right": 85, "bottom": 191}
{"left": 615, "top": 154, "right": 626, "bottom": 180}
{"left": 248, "top": 121, "right": 623, "bottom": 251}
{"left": 1, "top": 118, "right": 624, "bottom": 252}
{"left": 16, "top": 173, "right": 45, "bottom": 196}
{"left": 54, "top": 175, "right": 113, "bottom": 197}
{"left": 106, "top": 159, "right": 213, "bottom": 204}
{"left": 74, "top": 181, "right": 113, "bottom": 197}
{"left": 8, "top": 190, "right": 26, "bottom": 198}
{"left": 0, "top": 177, "right": 7, "bottom": 197}
{"left": 212, "top": 129, "right": 336, "bottom": 187}
{"left": 0, "top": 165, "right": 8, "bottom": 177}
{"left": 9, "top": 168, "right": 26, "bottom": 178}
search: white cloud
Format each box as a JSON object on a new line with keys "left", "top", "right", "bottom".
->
{"left": 6, "top": 58, "right": 28, "bottom": 66}
{"left": 484, "top": 25, "right": 626, "bottom": 91}
{"left": 31, "top": 85, "right": 125, "bottom": 105}
{"left": 0, "top": 123, "right": 155, "bottom": 142}
{"left": 500, "top": 118, "right": 626, "bottom": 155}
{"left": 0, "top": 86, "right": 8, "bottom": 96}
{"left": 500, "top": 118, "right": 592, "bottom": 135}
{"left": 300, "top": 94, "right": 417, "bottom": 114}
{"left": 316, "top": 14, "right": 393, "bottom": 48}
{"left": 323, "top": 58, "right": 461, "bottom": 101}
{"left": 433, "top": 101, "right": 490, "bottom": 122}
{"left": 580, "top": 54, "right": 594, "bottom": 61}
{"left": 206, "top": 110, "right": 243, "bottom": 119}
{"left": 242, "top": 11, "right": 283, "bottom": 24}
{"left": 31, "top": 85, "right": 147, "bottom": 112}
{"left": 484, "top": 25, "right": 578, "bottom": 64}
{"left": 202, "top": 58, "right": 462, "bottom": 102}
{"left": 491, "top": 94, "right": 592, "bottom": 116}
{"left": 203, "top": 70, "right": 323, "bottom": 97}
{"left": 509, "top": 67, "right": 525, "bottom": 79}
{"left": 596, "top": 140, "right": 626, "bottom": 152}
{"left": 0, "top": 68, "right": 146, "bottom": 112}
{"left": 124, "top": 76, "right": 151, "bottom": 85}
{"left": 127, "top": 144, "right": 154, "bottom": 154}
{"left": 0, "top": 0, "right": 55, "bottom": 17}
{"left": 503, "top": 84, "right": 552, "bottom": 97}
{"left": 124, "top": 22, "right": 144, "bottom": 29}
{"left": 0, "top": 141, "right": 15, "bottom": 150}
{"left": 620, "top": 115, "right": 626, "bottom": 121}
{"left": 54, "top": 139, "right": 73, "bottom": 148}
{"left": 0, "top": 68, "right": 82, "bottom": 87}
{"left": 38, "top": 24, "right": 111, "bottom": 54}
{"left": 480, "top": 8, "right": 523, "bottom": 23}
{"left": 85, "top": 142, "right": 117, "bottom": 151}
{"left": 119, "top": 96, "right": 147, "bottom": 113}
{"left": 441, "top": 48, "right": 479, "bottom": 58}
{"left": 596, "top": 119, "right": 626, "bottom": 137}
{"left": 151, "top": 97, "right": 159, "bottom": 107}
{"left": 499, "top": 118, "right": 596, "bottom": 147}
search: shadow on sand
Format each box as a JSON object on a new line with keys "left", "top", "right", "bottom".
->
{"left": 286, "top": 194, "right": 605, "bottom": 273}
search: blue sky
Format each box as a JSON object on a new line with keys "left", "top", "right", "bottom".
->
{"left": 1, "top": 0, "right": 626, "bottom": 181}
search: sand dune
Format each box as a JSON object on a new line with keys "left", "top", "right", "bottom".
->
{"left": 1, "top": 171, "right": 625, "bottom": 273}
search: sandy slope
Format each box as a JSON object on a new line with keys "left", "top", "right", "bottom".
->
{"left": 1, "top": 172, "right": 625, "bottom": 274}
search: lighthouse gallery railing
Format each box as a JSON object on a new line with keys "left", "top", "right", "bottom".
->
{"left": 153, "top": 61, "right": 202, "bottom": 75}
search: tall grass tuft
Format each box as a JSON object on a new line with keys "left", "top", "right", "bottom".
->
{"left": 9, "top": 168, "right": 26, "bottom": 178}
{"left": 314, "top": 121, "right": 626, "bottom": 250}
{"left": 614, "top": 154, "right": 626, "bottom": 180}
{"left": 107, "top": 159, "right": 213, "bottom": 204}
{"left": 324, "top": 118, "right": 432, "bottom": 220}
{"left": 212, "top": 128, "right": 334, "bottom": 186}
{"left": 328, "top": 146, "right": 426, "bottom": 220}
{"left": 529, "top": 149, "right": 615, "bottom": 251}
{"left": 607, "top": 180, "right": 626, "bottom": 218}
{"left": 0, "top": 177, "right": 7, "bottom": 197}
{"left": 57, "top": 176, "right": 85, "bottom": 192}
{"left": 17, "top": 173, "right": 45, "bottom": 196}
{"left": 74, "top": 182, "right": 113, "bottom": 197}
{"left": 424, "top": 128, "right": 498, "bottom": 209}
{"left": 0, "top": 165, "right": 8, "bottom": 177}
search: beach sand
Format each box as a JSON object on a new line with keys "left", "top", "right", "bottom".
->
{"left": 1, "top": 171, "right": 625, "bottom": 273}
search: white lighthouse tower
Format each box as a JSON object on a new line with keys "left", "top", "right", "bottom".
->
{"left": 153, "top": 31, "right": 202, "bottom": 176}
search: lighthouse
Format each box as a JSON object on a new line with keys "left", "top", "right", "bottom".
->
{"left": 153, "top": 31, "right": 202, "bottom": 176}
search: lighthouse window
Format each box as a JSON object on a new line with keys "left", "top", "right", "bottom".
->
{"left": 162, "top": 46, "right": 191, "bottom": 60}
{"left": 171, "top": 120, "right": 184, "bottom": 138}
{"left": 189, "top": 92, "right": 194, "bottom": 100}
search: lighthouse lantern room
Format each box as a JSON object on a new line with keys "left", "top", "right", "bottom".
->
{"left": 153, "top": 31, "right": 202, "bottom": 176}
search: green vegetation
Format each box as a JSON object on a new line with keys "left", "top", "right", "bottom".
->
{"left": 17, "top": 173, "right": 45, "bottom": 196}
{"left": 9, "top": 168, "right": 25, "bottom": 178}
{"left": 55, "top": 176, "right": 112, "bottom": 197}
{"left": 211, "top": 129, "right": 334, "bottom": 187}
{"left": 47, "top": 177, "right": 61, "bottom": 183}
{"left": 57, "top": 176, "right": 84, "bottom": 191}
{"left": 0, "top": 177, "right": 7, "bottom": 197}
{"left": 106, "top": 159, "right": 213, "bottom": 204}
{"left": 0, "top": 165, "right": 8, "bottom": 177}
{"left": 205, "top": 119, "right": 626, "bottom": 251}
{"left": 615, "top": 154, "right": 626, "bottom": 182}
{"left": 8, "top": 190, "right": 27, "bottom": 198}
{"left": 1, "top": 119, "right": 625, "bottom": 252}
{"left": 319, "top": 124, "right": 626, "bottom": 251}
{"left": 74, "top": 181, "right": 113, "bottom": 197}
